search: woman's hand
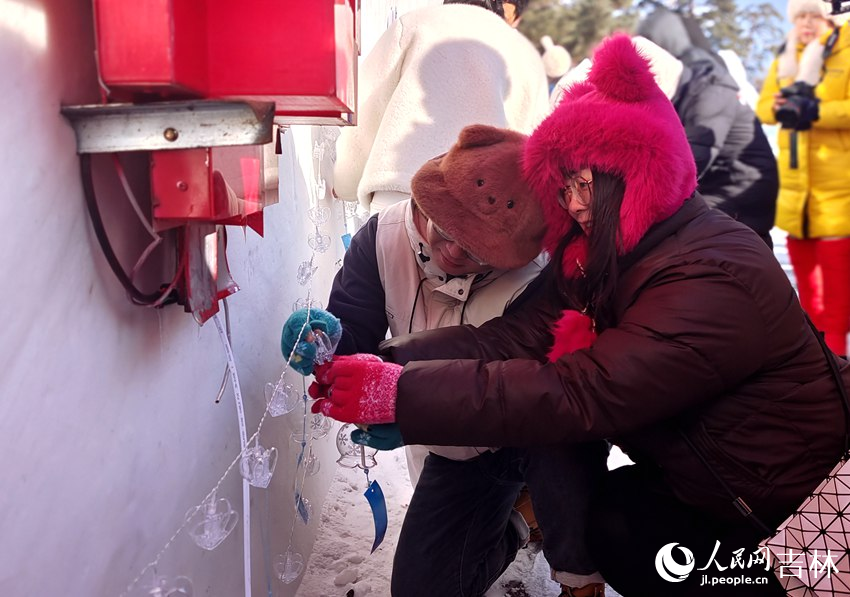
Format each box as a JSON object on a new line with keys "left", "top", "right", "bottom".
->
{"left": 309, "top": 354, "right": 403, "bottom": 425}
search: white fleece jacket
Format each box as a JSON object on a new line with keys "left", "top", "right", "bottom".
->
{"left": 333, "top": 4, "right": 549, "bottom": 209}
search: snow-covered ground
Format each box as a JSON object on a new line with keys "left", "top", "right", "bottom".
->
{"left": 297, "top": 443, "right": 630, "bottom": 597}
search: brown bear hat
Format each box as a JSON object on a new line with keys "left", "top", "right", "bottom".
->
{"left": 410, "top": 125, "right": 546, "bottom": 270}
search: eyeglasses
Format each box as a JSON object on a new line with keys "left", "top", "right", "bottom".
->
{"left": 557, "top": 175, "right": 593, "bottom": 209}
{"left": 431, "top": 222, "right": 489, "bottom": 266}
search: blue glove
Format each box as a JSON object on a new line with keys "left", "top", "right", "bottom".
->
{"left": 281, "top": 308, "right": 343, "bottom": 375}
{"left": 351, "top": 424, "right": 404, "bottom": 451}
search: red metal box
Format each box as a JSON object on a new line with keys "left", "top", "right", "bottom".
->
{"left": 94, "top": 0, "right": 356, "bottom": 119}
{"left": 150, "top": 145, "right": 269, "bottom": 234}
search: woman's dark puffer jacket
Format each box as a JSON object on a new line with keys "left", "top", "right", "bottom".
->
{"left": 381, "top": 196, "right": 848, "bottom": 526}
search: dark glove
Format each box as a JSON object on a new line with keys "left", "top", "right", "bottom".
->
{"left": 281, "top": 308, "right": 342, "bottom": 375}
{"left": 775, "top": 82, "right": 820, "bottom": 131}
{"left": 309, "top": 354, "right": 402, "bottom": 424}
{"left": 351, "top": 424, "right": 404, "bottom": 451}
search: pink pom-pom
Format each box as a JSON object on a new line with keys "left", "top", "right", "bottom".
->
{"left": 547, "top": 310, "right": 597, "bottom": 362}
{"left": 589, "top": 34, "right": 657, "bottom": 104}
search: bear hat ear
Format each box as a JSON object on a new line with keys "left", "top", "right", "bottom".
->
{"left": 456, "top": 124, "right": 510, "bottom": 149}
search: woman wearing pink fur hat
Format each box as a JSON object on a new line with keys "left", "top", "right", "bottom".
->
{"left": 311, "top": 34, "right": 848, "bottom": 596}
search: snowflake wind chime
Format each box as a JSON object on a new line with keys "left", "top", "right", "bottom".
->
{"left": 274, "top": 128, "right": 387, "bottom": 583}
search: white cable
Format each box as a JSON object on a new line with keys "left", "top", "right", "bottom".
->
{"left": 213, "top": 313, "right": 252, "bottom": 597}
{"left": 112, "top": 154, "right": 159, "bottom": 240}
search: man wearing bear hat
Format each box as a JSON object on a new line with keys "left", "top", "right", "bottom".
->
{"left": 322, "top": 124, "right": 607, "bottom": 596}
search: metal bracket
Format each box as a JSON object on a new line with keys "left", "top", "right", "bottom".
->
{"left": 61, "top": 100, "right": 275, "bottom": 154}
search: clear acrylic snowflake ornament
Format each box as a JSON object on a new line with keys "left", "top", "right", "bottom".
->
{"left": 275, "top": 548, "right": 304, "bottom": 584}
{"left": 186, "top": 492, "right": 238, "bottom": 551}
{"left": 292, "top": 297, "right": 323, "bottom": 313}
{"left": 290, "top": 414, "right": 332, "bottom": 443}
{"left": 296, "top": 260, "right": 318, "bottom": 286}
{"left": 307, "top": 231, "right": 331, "bottom": 253}
{"left": 265, "top": 381, "right": 299, "bottom": 417}
{"left": 239, "top": 443, "right": 278, "bottom": 488}
{"left": 336, "top": 424, "right": 378, "bottom": 469}
{"left": 343, "top": 201, "right": 358, "bottom": 219}
{"left": 307, "top": 206, "right": 330, "bottom": 226}
{"left": 310, "top": 329, "right": 339, "bottom": 365}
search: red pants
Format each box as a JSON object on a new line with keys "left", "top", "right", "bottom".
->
{"left": 787, "top": 236, "right": 850, "bottom": 356}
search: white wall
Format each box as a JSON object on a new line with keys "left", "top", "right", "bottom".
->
{"left": 0, "top": 1, "right": 345, "bottom": 596}
{"left": 0, "top": 0, "right": 441, "bottom": 595}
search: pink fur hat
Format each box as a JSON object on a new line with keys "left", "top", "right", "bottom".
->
{"left": 523, "top": 34, "right": 697, "bottom": 274}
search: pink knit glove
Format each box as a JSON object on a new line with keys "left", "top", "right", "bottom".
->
{"left": 309, "top": 354, "right": 403, "bottom": 425}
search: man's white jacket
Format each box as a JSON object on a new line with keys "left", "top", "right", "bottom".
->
{"left": 327, "top": 201, "right": 546, "bottom": 485}
{"left": 333, "top": 4, "right": 549, "bottom": 210}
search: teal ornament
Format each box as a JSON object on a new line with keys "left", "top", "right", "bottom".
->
{"left": 281, "top": 308, "right": 342, "bottom": 375}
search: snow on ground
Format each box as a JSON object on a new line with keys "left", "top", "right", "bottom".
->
{"left": 297, "top": 446, "right": 630, "bottom": 597}
{"left": 297, "top": 448, "right": 412, "bottom": 597}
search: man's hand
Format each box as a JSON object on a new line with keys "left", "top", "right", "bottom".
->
{"left": 280, "top": 308, "right": 342, "bottom": 376}
{"left": 309, "top": 354, "right": 402, "bottom": 424}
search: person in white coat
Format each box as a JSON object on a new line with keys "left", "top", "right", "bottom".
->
{"left": 332, "top": 1, "right": 549, "bottom": 215}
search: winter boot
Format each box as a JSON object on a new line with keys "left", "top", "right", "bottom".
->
{"left": 558, "top": 583, "right": 606, "bottom": 597}
{"left": 513, "top": 486, "right": 543, "bottom": 543}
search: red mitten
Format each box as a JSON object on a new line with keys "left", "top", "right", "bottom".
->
{"left": 309, "top": 354, "right": 383, "bottom": 399}
{"left": 309, "top": 354, "right": 402, "bottom": 424}
{"left": 547, "top": 309, "right": 597, "bottom": 362}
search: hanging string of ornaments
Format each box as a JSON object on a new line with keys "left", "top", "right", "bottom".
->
{"left": 119, "top": 128, "right": 382, "bottom": 597}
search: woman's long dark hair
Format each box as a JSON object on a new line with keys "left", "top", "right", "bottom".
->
{"left": 554, "top": 170, "right": 626, "bottom": 332}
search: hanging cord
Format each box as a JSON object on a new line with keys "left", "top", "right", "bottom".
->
{"left": 79, "top": 154, "right": 181, "bottom": 306}
{"left": 677, "top": 431, "right": 772, "bottom": 536}
{"left": 806, "top": 315, "right": 850, "bottom": 453}
{"left": 407, "top": 276, "right": 427, "bottom": 334}
{"left": 214, "top": 298, "right": 232, "bottom": 404}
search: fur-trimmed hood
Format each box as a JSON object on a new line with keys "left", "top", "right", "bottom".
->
{"left": 523, "top": 34, "right": 697, "bottom": 277}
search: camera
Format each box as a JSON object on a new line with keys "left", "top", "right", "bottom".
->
{"left": 775, "top": 82, "right": 819, "bottom": 130}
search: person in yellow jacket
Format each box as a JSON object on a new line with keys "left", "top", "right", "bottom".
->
{"left": 756, "top": 0, "right": 850, "bottom": 356}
